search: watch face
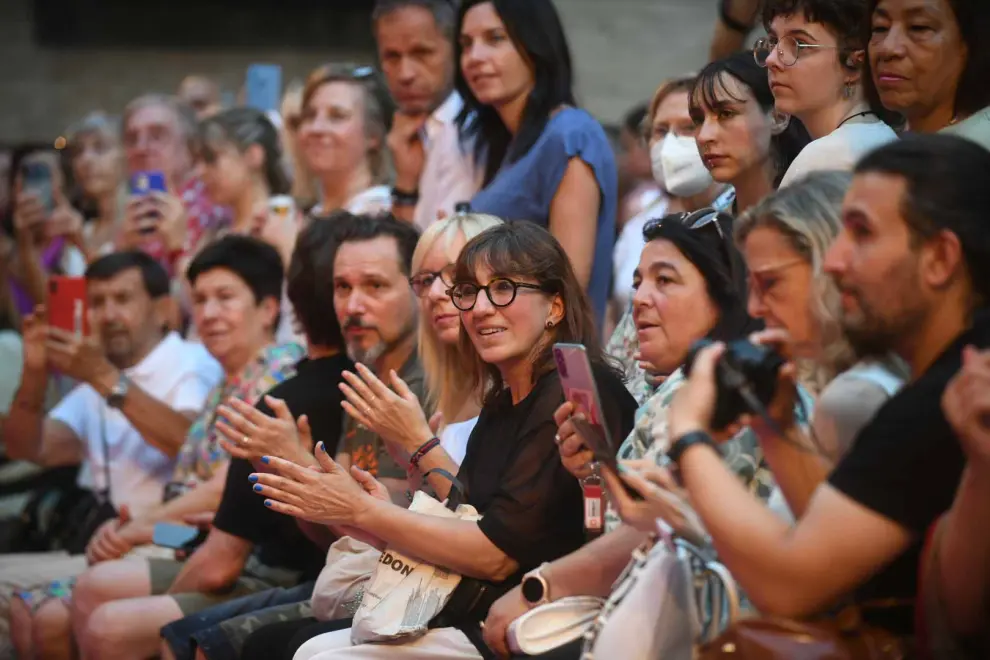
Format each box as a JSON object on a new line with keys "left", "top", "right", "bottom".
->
{"left": 521, "top": 575, "right": 545, "bottom": 603}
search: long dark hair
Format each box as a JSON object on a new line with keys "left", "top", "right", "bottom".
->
{"left": 454, "top": 0, "right": 576, "bottom": 186}
{"left": 453, "top": 222, "right": 611, "bottom": 404}
{"left": 863, "top": 0, "right": 990, "bottom": 125}
{"left": 199, "top": 108, "right": 291, "bottom": 196}
{"left": 690, "top": 52, "right": 812, "bottom": 187}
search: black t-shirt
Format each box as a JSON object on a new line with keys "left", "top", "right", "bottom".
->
{"left": 829, "top": 309, "right": 990, "bottom": 619}
{"left": 451, "top": 363, "right": 637, "bottom": 614}
{"left": 213, "top": 353, "right": 354, "bottom": 579}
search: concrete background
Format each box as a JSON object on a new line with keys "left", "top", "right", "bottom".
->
{"left": 0, "top": 0, "right": 718, "bottom": 142}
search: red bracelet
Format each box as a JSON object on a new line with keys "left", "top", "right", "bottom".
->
{"left": 409, "top": 437, "right": 440, "bottom": 470}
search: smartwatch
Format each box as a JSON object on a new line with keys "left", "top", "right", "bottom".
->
{"left": 106, "top": 373, "right": 131, "bottom": 409}
{"left": 667, "top": 430, "right": 716, "bottom": 465}
{"left": 520, "top": 563, "right": 551, "bottom": 607}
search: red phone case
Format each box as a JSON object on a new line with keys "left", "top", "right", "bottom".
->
{"left": 48, "top": 276, "right": 89, "bottom": 336}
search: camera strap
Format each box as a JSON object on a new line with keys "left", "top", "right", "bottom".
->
{"left": 97, "top": 402, "right": 113, "bottom": 505}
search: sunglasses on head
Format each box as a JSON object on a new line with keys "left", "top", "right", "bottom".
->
{"left": 643, "top": 209, "right": 728, "bottom": 241}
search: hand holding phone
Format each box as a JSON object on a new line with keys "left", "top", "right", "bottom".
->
{"left": 21, "top": 161, "right": 55, "bottom": 215}
{"left": 47, "top": 276, "right": 89, "bottom": 337}
{"left": 128, "top": 171, "right": 168, "bottom": 235}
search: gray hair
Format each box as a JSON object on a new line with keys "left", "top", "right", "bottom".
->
{"left": 66, "top": 112, "right": 120, "bottom": 146}
{"left": 372, "top": 0, "right": 457, "bottom": 40}
{"left": 122, "top": 94, "right": 199, "bottom": 150}
{"left": 735, "top": 170, "right": 855, "bottom": 389}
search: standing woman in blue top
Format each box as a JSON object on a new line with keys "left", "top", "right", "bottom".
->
{"left": 456, "top": 0, "right": 617, "bottom": 324}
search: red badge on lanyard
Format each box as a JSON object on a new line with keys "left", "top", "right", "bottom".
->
{"left": 582, "top": 470, "right": 605, "bottom": 537}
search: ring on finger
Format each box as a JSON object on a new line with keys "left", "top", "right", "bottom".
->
{"left": 241, "top": 435, "right": 250, "bottom": 446}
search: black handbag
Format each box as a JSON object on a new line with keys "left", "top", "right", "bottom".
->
{"left": 11, "top": 404, "right": 118, "bottom": 554}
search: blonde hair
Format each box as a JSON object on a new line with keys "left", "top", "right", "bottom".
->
{"left": 735, "top": 170, "right": 854, "bottom": 392}
{"left": 280, "top": 80, "right": 318, "bottom": 208}
{"left": 412, "top": 212, "right": 504, "bottom": 420}
{"left": 644, "top": 74, "right": 698, "bottom": 139}
{"left": 300, "top": 63, "right": 392, "bottom": 186}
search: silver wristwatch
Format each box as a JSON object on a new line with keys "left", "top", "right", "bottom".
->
{"left": 106, "top": 373, "right": 131, "bottom": 409}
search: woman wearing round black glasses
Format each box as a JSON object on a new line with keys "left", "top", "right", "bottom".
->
{"left": 248, "top": 222, "right": 636, "bottom": 659}
{"left": 481, "top": 210, "right": 778, "bottom": 659}
{"left": 754, "top": 0, "right": 897, "bottom": 187}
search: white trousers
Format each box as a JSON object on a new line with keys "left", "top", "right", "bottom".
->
{"left": 294, "top": 627, "right": 481, "bottom": 660}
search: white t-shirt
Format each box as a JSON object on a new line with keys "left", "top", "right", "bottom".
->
{"left": 311, "top": 186, "right": 393, "bottom": 218}
{"left": 50, "top": 332, "right": 223, "bottom": 516}
{"left": 439, "top": 416, "right": 478, "bottom": 467}
{"left": 780, "top": 119, "right": 898, "bottom": 187}
{"left": 0, "top": 331, "right": 23, "bottom": 415}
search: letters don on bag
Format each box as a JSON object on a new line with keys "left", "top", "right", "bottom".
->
{"left": 351, "top": 490, "right": 482, "bottom": 644}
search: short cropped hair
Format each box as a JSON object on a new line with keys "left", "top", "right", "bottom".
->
{"left": 186, "top": 235, "right": 284, "bottom": 306}
{"left": 334, "top": 212, "right": 421, "bottom": 276}
{"left": 855, "top": 134, "right": 990, "bottom": 306}
{"left": 86, "top": 251, "right": 170, "bottom": 299}
{"left": 372, "top": 0, "right": 456, "bottom": 40}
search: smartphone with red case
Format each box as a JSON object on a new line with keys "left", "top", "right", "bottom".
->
{"left": 48, "top": 276, "right": 89, "bottom": 337}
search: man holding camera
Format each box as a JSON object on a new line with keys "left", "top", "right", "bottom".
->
{"left": 658, "top": 135, "right": 990, "bottom": 636}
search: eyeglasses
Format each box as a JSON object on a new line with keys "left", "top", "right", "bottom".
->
{"left": 447, "top": 277, "right": 551, "bottom": 312}
{"left": 409, "top": 265, "right": 456, "bottom": 298}
{"left": 753, "top": 36, "right": 838, "bottom": 68}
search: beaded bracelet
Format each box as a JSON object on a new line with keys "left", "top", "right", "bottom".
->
{"left": 409, "top": 436, "right": 440, "bottom": 470}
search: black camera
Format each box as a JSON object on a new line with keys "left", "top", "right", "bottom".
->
{"left": 683, "top": 338, "right": 785, "bottom": 431}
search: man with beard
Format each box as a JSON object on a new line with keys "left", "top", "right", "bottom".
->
{"left": 1, "top": 251, "right": 220, "bottom": 653}
{"left": 4, "top": 251, "right": 221, "bottom": 516}
{"left": 658, "top": 134, "right": 990, "bottom": 638}
{"left": 331, "top": 213, "right": 427, "bottom": 504}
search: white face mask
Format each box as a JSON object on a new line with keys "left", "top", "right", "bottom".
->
{"left": 649, "top": 139, "right": 666, "bottom": 190}
{"left": 655, "top": 134, "right": 713, "bottom": 197}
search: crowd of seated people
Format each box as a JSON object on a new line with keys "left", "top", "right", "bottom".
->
{"left": 0, "top": 0, "right": 989, "bottom": 658}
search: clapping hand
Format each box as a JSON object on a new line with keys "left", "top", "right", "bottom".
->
{"left": 250, "top": 443, "right": 376, "bottom": 527}
{"left": 338, "top": 363, "right": 434, "bottom": 458}
{"left": 217, "top": 395, "right": 312, "bottom": 464}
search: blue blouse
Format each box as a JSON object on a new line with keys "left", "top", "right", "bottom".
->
{"left": 470, "top": 108, "right": 618, "bottom": 323}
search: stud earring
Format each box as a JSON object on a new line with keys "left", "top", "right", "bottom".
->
{"left": 545, "top": 320, "right": 555, "bottom": 329}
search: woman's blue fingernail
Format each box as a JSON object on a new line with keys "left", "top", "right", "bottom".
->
{"left": 320, "top": 442, "right": 327, "bottom": 453}
{"left": 248, "top": 474, "right": 258, "bottom": 483}
{"left": 253, "top": 484, "right": 263, "bottom": 492}
{"left": 261, "top": 456, "right": 270, "bottom": 464}
{"left": 264, "top": 500, "right": 272, "bottom": 507}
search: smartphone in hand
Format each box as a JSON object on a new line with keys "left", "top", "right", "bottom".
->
{"left": 129, "top": 171, "right": 167, "bottom": 234}
{"left": 48, "top": 276, "right": 89, "bottom": 337}
{"left": 21, "top": 161, "right": 55, "bottom": 214}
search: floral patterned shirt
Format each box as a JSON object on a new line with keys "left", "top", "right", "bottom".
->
{"left": 604, "top": 367, "right": 813, "bottom": 531}
{"left": 171, "top": 343, "right": 304, "bottom": 488}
